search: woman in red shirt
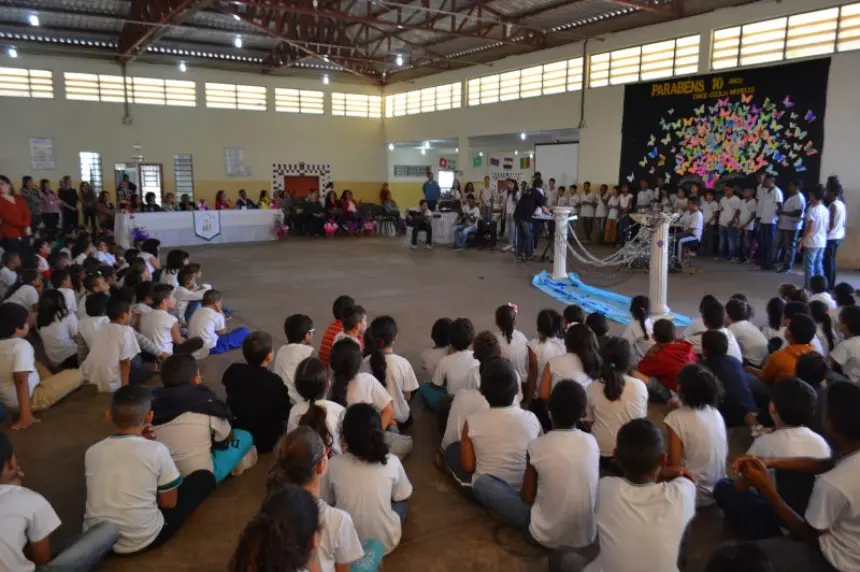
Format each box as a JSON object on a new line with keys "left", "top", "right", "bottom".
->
{"left": 0, "top": 175, "right": 32, "bottom": 253}
{"left": 215, "top": 190, "right": 233, "bottom": 210}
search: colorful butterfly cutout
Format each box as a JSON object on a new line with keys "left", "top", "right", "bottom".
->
{"left": 740, "top": 93, "right": 753, "bottom": 104}
{"left": 805, "top": 110, "right": 816, "bottom": 123}
{"left": 694, "top": 104, "right": 705, "bottom": 116}
{"left": 661, "top": 134, "right": 672, "bottom": 145}
{"left": 794, "top": 158, "right": 806, "bottom": 172}
{"left": 648, "top": 134, "right": 656, "bottom": 146}
{"left": 783, "top": 95, "right": 795, "bottom": 108}
{"left": 626, "top": 173, "right": 635, "bottom": 183}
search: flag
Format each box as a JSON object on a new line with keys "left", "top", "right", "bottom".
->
{"left": 520, "top": 157, "right": 531, "bottom": 169}
{"left": 473, "top": 155, "right": 482, "bottom": 167}
{"left": 438, "top": 157, "right": 448, "bottom": 169}
{"left": 503, "top": 157, "right": 513, "bottom": 169}
{"left": 490, "top": 156, "right": 501, "bottom": 167}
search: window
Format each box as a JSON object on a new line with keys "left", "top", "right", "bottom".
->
{"left": 385, "top": 82, "right": 461, "bottom": 117}
{"left": 64, "top": 73, "right": 126, "bottom": 102}
{"left": 174, "top": 154, "right": 194, "bottom": 200}
{"left": 393, "top": 165, "right": 431, "bottom": 177}
{"left": 589, "top": 35, "right": 700, "bottom": 88}
{"left": 129, "top": 76, "right": 196, "bottom": 107}
{"left": 710, "top": 4, "right": 860, "bottom": 70}
{"left": 205, "top": 82, "right": 266, "bottom": 111}
{"left": 140, "top": 164, "right": 163, "bottom": 204}
{"left": 79, "top": 152, "right": 103, "bottom": 193}
{"left": 0, "top": 67, "right": 53, "bottom": 98}
{"left": 275, "top": 88, "right": 324, "bottom": 114}
{"left": 331, "top": 93, "right": 382, "bottom": 118}
{"left": 467, "top": 58, "right": 585, "bottom": 106}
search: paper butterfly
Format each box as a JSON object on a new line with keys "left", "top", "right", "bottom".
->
{"left": 794, "top": 158, "right": 806, "bottom": 172}
{"left": 774, "top": 151, "right": 785, "bottom": 162}
{"left": 794, "top": 127, "right": 807, "bottom": 139}
{"left": 790, "top": 112, "right": 799, "bottom": 120}
{"left": 805, "top": 110, "right": 816, "bottom": 123}
{"left": 741, "top": 93, "right": 753, "bottom": 104}
{"left": 661, "top": 134, "right": 672, "bottom": 145}
{"left": 648, "top": 134, "right": 656, "bottom": 146}
{"left": 648, "top": 147, "right": 659, "bottom": 159}
{"left": 626, "top": 173, "right": 635, "bottom": 183}
{"left": 667, "top": 108, "right": 675, "bottom": 115}
{"left": 783, "top": 95, "right": 795, "bottom": 108}
{"left": 639, "top": 158, "right": 648, "bottom": 167}
{"left": 694, "top": 104, "right": 705, "bottom": 116}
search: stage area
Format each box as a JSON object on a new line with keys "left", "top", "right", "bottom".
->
{"left": 9, "top": 238, "right": 860, "bottom": 572}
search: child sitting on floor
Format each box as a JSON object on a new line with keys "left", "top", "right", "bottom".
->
{"left": 701, "top": 330, "right": 761, "bottom": 429}
{"left": 687, "top": 301, "right": 744, "bottom": 361}
{"left": 522, "top": 380, "right": 599, "bottom": 549}
{"left": 325, "top": 403, "right": 413, "bottom": 556}
{"left": 5, "top": 269, "right": 41, "bottom": 316}
{"left": 830, "top": 305, "right": 860, "bottom": 382}
{"left": 222, "top": 331, "right": 290, "bottom": 454}
{"left": 622, "top": 295, "right": 655, "bottom": 363}
{"left": 570, "top": 419, "right": 696, "bottom": 572}
{"left": 267, "top": 427, "right": 379, "bottom": 571}
{"left": 50, "top": 268, "right": 77, "bottom": 316}
{"left": 333, "top": 304, "right": 367, "bottom": 348}
{"left": 188, "top": 289, "right": 249, "bottom": 359}
{"left": 634, "top": 318, "right": 696, "bottom": 402}
{"left": 755, "top": 314, "right": 818, "bottom": 385}
{"left": 36, "top": 290, "right": 79, "bottom": 370}
{"left": 274, "top": 313, "right": 315, "bottom": 405}
{"left": 366, "top": 316, "right": 419, "bottom": 429}
{"left": 286, "top": 357, "right": 345, "bottom": 455}
{"left": 0, "top": 251, "right": 21, "bottom": 299}
{"left": 526, "top": 309, "right": 565, "bottom": 405}
{"left": 159, "top": 250, "right": 189, "bottom": 287}
{"left": 0, "top": 302, "right": 82, "bottom": 430}
{"left": 319, "top": 295, "right": 354, "bottom": 368}
{"left": 762, "top": 297, "right": 785, "bottom": 344}
{"left": 539, "top": 323, "right": 602, "bottom": 400}
{"left": 775, "top": 302, "right": 826, "bottom": 354}
{"left": 421, "top": 317, "right": 479, "bottom": 411}
{"left": 139, "top": 284, "right": 203, "bottom": 357}
{"left": 683, "top": 294, "right": 719, "bottom": 338}
{"left": 665, "top": 364, "right": 728, "bottom": 507}
{"left": 494, "top": 304, "right": 531, "bottom": 394}
{"left": 94, "top": 236, "right": 117, "bottom": 267}
{"left": 77, "top": 293, "right": 110, "bottom": 363}
{"left": 810, "top": 300, "right": 837, "bottom": 357}
{"left": 174, "top": 265, "right": 207, "bottom": 325}
{"left": 727, "top": 298, "right": 770, "bottom": 367}
{"left": 131, "top": 281, "right": 154, "bottom": 329}
{"left": 84, "top": 385, "right": 216, "bottom": 554}
{"left": 585, "top": 311, "right": 611, "bottom": 352}
{"left": 714, "top": 377, "right": 830, "bottom": 540}
{"left": 809, "top": 276, "right": 836, "bottom": 309}
{"left": 421, "top": 317, "right": 452, "bottom": 380}
{"left": 563, "top": 304, "right": 585, "bottom": 329}
{"left": 0, "top": 433, "right": 118, "bottom": 571}
{"left": 77, "top": 273, "right": 108, "bottom": 318}
{"left": 152, "top": 354, "right": 255, "bottom": 483}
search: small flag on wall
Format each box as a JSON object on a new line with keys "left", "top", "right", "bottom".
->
{"left": 439, "top": 157, "right": 448, "bottom": 169}
{"left": 520, "top": 157, "right": 531, "bottom": 169}
{"left": 490, "top": 156, "right": 501, "bottom": 167}
{"left": 473, "top": 155, "right": 482, "bottom": 167}
{"left": 503, "top": 157, "right": 513, "bottom": 169}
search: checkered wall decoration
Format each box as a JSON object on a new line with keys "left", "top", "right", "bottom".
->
{"left": 272, "top": 163, "right": 332, "bottom": 194}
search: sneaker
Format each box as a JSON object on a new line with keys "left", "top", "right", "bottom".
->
{"left": 411, "top": 244, "right": 417, "bottom": 250}
{"left": 455, "top": 247, "right": 464, "bottom": 252}
{"left": 775, "top": 267, "right": 788, "bottom": 274}
{"left": 425, "top": 244, "right": 433, "bottom": 250}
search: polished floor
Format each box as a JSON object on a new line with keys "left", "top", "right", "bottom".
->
{"left": 8, "top": 237, "right": 859, "bottom": 572}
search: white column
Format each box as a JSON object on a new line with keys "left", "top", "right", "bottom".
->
{"left": 650, "top": 215, "right": 672, "bottom": 318}
{"left": 552, "top": 206, "right": 574, "bottom": 279}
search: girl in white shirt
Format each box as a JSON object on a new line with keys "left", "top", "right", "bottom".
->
{"left": 140, "top": 238, "right": 162, "bottom": 274}
{"left": 5, "top": 269, "right": 42, "bottom": 316}
{"left": 810, "top": 300, "right": 837, "bottom": 356}
{"left": 527, "top": 309, "right": 565, "bottom": 402}
{"left": 539, "top": 323, "right": 602, "bottom": 400}
{"left": 665, "top": 364, "right": 728, "bottom": 507}
{"left": 267, "top": 426, "right": 375, "bottom": 572}
{"left": 159, "top": 249, "right": 189, "bottom": 287}
{"left": 621, "top": 295, "right": 654, "bottom": 363}
{"left": 326, "top": 403, "right": 413, "bottom": 555}
{"left": 366, "top": 316, "right": 419, "bottom": 426}
{"left": 420, "top": 317, "right": 451, "bottom": 380}
{"left": 494, "top": 304, "right": 532, "bottom": 393}
{"left": 37, "top": 289, "right": 79, "bottom": 369}
{"left": 586, "top": 338, "right": 648, "bottom": 460}
{"left": 762, "top": 297, "right": 785, "bottom": 343}
{"left": 288, "top": 356, "right": 345, "bottom": 455}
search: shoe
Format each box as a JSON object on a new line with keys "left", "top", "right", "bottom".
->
{"left": 775, "top": 267, "right": 788, "bottom": 273}
{"left": 411, "top": 244, "right": 417, "bottom": 250}
{"left": 455, "top": 247, "right": 464, "bottom": 252}
{"left": 425, "top": 244, "right": 432, "bottom": 250}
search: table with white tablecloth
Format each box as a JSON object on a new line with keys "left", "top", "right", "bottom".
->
{"left": 115, "top": 210, "right": 278, "bottom": 249}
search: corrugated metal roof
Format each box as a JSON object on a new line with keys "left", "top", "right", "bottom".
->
{"left": 0, "top": 6, "right": 123, "bottom": 32}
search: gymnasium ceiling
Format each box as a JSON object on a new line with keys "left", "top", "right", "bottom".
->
{"left": 0, "top": 0, "right": 759, "bottom": 85}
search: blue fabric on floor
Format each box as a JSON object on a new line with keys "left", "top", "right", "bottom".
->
{"left": 531, "top": 270, "right": 692, "bottom": 327}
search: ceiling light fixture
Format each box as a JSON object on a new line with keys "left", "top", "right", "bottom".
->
{"left": 455, "top": 147, "right": 459, "bottom": 152}
{"left": 178, "top": 60, "right": 187, "bottom": 72}
{"left": 420, "top": 149, "right": 426, "bottom": 155}
{"left": 28, "top": 14, "right": 39, "bottom": 27}
{"left": 7, "top": 46, "right": 17, "bottom": 58}
{"left": 395, "top": 54, "right": 403, "bottom": 66}
{"left": 233, "top": 36, "right": 242, "bottom": 48}
{"left": 232, "top": 14, "right": 241, "bottom": 21}
{"left": 515, "top": 150, "right": 518, "bottom": 155}
{"left": 388, "top": 143, "right": 394, "bottom": 151}
{"left": 479, "top": 151, "right": 484, "bottom": 157}
{"left": 520, "top": 132, "right": 527, "bottom": 140}
{"left": 322, "top": 74, "right": 329, "bottom": 85}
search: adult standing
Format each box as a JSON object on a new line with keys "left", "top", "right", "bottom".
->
{"left": 58, "top": 177, "right": 79, "bottom": 231}
{"left": 513, "top": 176, "right": 543, "bottom": 262}
{"left": 757, "top": 175, "right": 783, "bottom": 270}
{"left": 80, "top": 181, "right": 98, "bottom": 232}
{"left": 19, "top": 176, "right": 42, "bottom": 231}
{"left": 0, "top": 175, "right": 31, "bottom": 253}
{"left": 824, "top": 178, "right": 846, "bottom": 290}
{"left": 96, "top": 191, "right": 115, "bottom": 231}
{"left": 39, "top": 179, "right": 60, "bottom": 232}
{"left": 773, "top": 179, "right": 806, "bottom": 273}
{"left": 478, "top": 176, "right": 494, "bottom": 220}
{"left": 117, "top": 174, "right": 137, "bottom": 202}
{"left": 422, "top": 171, "right": 440, "bottom": 211}
{"left": 800, "top": 185, "right": 830, "bottom": 290}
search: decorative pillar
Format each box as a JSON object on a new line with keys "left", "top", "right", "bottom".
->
{"left": 552, "top": 206, "right": 574, "bottom": 279}
{"left": 649, "top": 214, "right": 673, "bottom": 318}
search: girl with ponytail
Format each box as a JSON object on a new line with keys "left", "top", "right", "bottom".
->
{"left": 229, "top": 483, "right": 321, "bottom": 572}
{"left": 585, "top": 337, "right": 648, "bottom": 458}
{"left": 539, "top": 323, "right": 603, "bottom": 401}
{"left": 368, "top": 316, "right": 419, "bottom": 428}
{"left": 622, "top": 294, "right": 655, "bottom": 362}
{"left": 494, "top": 303, "right": 531, "bottom": 388}
{"left": 810, "top": 300, "right": 836, "bottom": 354}
{"left": 526, "top": 309, "right": 565, "bottom": 404}
{"left": 267, "top": 427, "right": 383, "bottom": 572}
{"left": 287, "top": 357, "right": 345, "bottom": 455}
{"left": 36, "top": 289, "right": 78, "bottom": 369}
{"left": 326, "top": 403, "right": 413, "bottom": 556}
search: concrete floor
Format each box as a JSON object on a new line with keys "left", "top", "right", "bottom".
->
{"left": 7, "top": 237, "right": 860, "bottom": 572}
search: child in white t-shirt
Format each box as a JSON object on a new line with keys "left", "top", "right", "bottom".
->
{"left": 325, "top": 403, "right": 413, "bottom": 555}
{"left": 50, "top": 268, "right": 78, "bottom": 317}
{"left": 77, "top": 274, "right": 108, "bottom": 318}
{"left": 36, "top": 289, "right": 79, "bottom": 370}
{"left": 84, "top": 385, "right": 216, "bottom": 554}
{"left": 726, "top": 298, "right": 769, "bottom": 367}
{"left": 32, "top": 239, "right": 50, "bottom": 276}
{"left": 267, "top": 427, "right": 374, "bottom": 571}
{"left": 527, "top": 309, "right": 565, "bottom": 402}
{"left": 287, "top": 356, "right": 346, "bottom": 455}
{"left": 274, "top": 313, "right": 316, "bottom": 405}
{"left": 539, "top": 323, "right": 602, "bottom": 400}
{"left": 332, "top": 304, "right": 367, "bottom": 348}
{"left": 365, "top": 316, "right": 419, "bottom": 427}
{"left": 0, "top": 302, "right": 82, "bottom": 430}
{"left": 77, "top": 293, "right": 110, "bottom": 363}
{"left": 131, "top": 281, "right": 154, "bottom": 331}
{"left": 686, "top": 300, "right": 744, "bottom": 361}
{"left": 494, "top": 304, "right": 532, "bottom": 395}
{"left": 621, "top": 294, "right": 655, "bottom": 363}
{"left": 5, "top": 269, "right": 41, "bottom": 316}
{"left": 94, "top": 237, "right": 117, "bottom": 268}
{"left": 809, "top": 276, "right": 837, "bottom": 309}
{"left": 522, "top": 380, "right": 599, "bottom": 549}
{"left": 81, "top": 297, "right": 150, "bottom": 392}
{"left": 0, "top": 251, "right": 20, "bottom": 299}
{"left": 714, "top": 377, "right": 831, "bottom": 540}
{"left": 574, "top": 419, "right": 696, "bottom": 572}
{"left": 139, "top": 238, "right": 161, "bottom": 274}
{"left": 187, "top": 289, "right": 249, "bottom": 359}
{"left": 159, "top": 249, "right": 189, "bottom": 288}
{"left": 420, "top": 317, "right": 452, "bottom": 380}
{"left": 419, "top": 318, "right": 479, "bottom": 411}
{"left": 831, "top": 305, "right": 860, "bottom": 382}
{"left": 665, "top": 364, "right": 728, "bottom": 507}
{"left": 139, "top": 284, "right": 203, "bottom": 357}
{"left": 174, "top": 265, "right": 207, "bottom": 325}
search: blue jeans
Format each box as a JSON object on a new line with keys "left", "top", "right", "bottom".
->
{"left": 211, "top": 327, "right": 250, "bottom": 355}
{"left": 773, "top": 228, "right": 800, "bottom": 270}
{"left": 719, "top": 226, "right": 739, "bottom": 259}
{"left": 453, "top": 224, "right": 477, "bottom": 248}
{"left": 713, "top": 478, "right": 782, "bottom": 540}
{"left": 803, "top": 247, "right": 825, "bottom": 289}
{"left": 824, "top": 239, "right": 842, "bottom": 290}
{"left": 417, "top": 382, "right": 447, "bottom": 412}
{"left": 211, "top": 428, "right": 255, "bottom": 483}
{"left": 38, "top": 521, "right": 119, "bottom": 572}
{"left": 472, "top": 474, "right": 531, "bottom": 530}
{"left": 392, "top": 500, "right": 409, "bottom": 526}
{"left": 758, "top": 223, "right": 775, "bottom": 268}
{"left": 516, "top": 220, "right": 533, "bottom": 258}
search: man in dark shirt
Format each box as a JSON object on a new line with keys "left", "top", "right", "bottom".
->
{"left": 222, "top": 331, "right": 290, "bottom": 453}
{"left": 512, "top": 177, "right": 545, "bottom": 261}
{"left": 58, "top": 178, "right": 79, "bottom": 231}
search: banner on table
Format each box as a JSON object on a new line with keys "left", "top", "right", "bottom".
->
{"left": 193, "top": 211, "right": 221, "bottom": 241}
{"left": 618, "top": 58, "right": 830, "bottom": 191}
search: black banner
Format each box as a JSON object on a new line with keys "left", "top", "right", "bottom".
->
{"left": 618, "top": 58, "right": 830, "bottom": 191}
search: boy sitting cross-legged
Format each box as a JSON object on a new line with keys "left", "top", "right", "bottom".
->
{"left": 152, "top": 354, "right": 256, "bottom": 483}
{"left": 138, "top": 284, "right": 203, "bottom": 357}
{"left": 83, "top": 385, "right": 216, "bottom": 554}
{"left": 187, "top": 289, "right": 249, "bottom": 359}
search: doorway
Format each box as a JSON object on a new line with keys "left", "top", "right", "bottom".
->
{"left": 284, "top": 175, "right": 319, "bottom": 199}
